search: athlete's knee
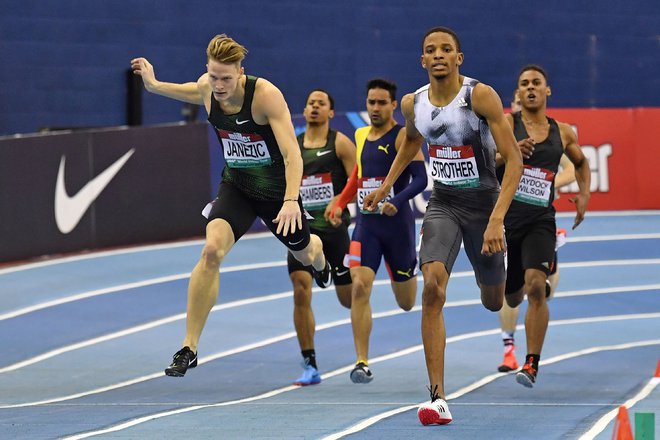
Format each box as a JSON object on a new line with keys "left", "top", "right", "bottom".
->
{"left": 396, "top": 295, "right": 415, "bottom": 312}
{"left": 200, "top": 242, "right": 226, "bottom": 269}
{"left": 292, "top": 236, "right": 319, "bottom": 267}
{"left": 482, "top": 292, "right": 502, "bottom": 312}
{"left": 526, "top": 278, "right": 547, "bottom": 304}
{"left": 351, "top": 277, "right": 371, "bottom": 303}
{"left": 292, "top": 277, "right": 312, "bottom": 307}
{"left": 506, "top": 290, "right": 524, "bottom": 308}
{"left": 422, "top": 279, "right": 446, "bottom": 309}
{"left": 480, "top": 282, "right": 504, "bottom": 311}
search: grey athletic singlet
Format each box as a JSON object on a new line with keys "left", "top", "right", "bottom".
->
{"left": 415, "top": 76, "right": 505, "bottom": 285}
{"left": 413, "top": 76, "right": 499, "bottom": 197}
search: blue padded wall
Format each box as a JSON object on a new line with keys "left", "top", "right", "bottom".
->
{"left": 1, "top": 0, "right": 658, "bottom": 135}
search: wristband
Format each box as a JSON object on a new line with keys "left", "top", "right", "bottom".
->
{"left": 283, "top": 198, "right": 298, "bottom": 202}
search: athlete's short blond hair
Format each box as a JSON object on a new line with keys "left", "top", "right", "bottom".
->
{"left": 206, "top": 34, "right": 248, "bottom": 64}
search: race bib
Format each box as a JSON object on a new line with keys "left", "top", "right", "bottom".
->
{"left": 357, "top": 176, "right": 394, "bottom": 214}
{"left": 217, "top": 129, "right": 272, "bottom": 168}
{"left": 428, "top": 145, "right": 480, "bottom": 188}
{"left": 300, "top": 173, "right": 334, "bottom": 209}
{"left": 514, "top": 165, "right": 555, "bottom": 207}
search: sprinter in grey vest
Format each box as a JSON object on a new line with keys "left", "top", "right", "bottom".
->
{"left": 363, "top": 26, "right": 523, "bottom": 426}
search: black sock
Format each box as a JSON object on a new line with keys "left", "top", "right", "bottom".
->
{"left": 302, "top": 349, "right": 317, "bottom": 369}
{"left": 525, "top": 354, "right": 540, "bottom": 371}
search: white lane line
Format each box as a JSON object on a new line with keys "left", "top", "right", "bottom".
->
{"left": 2, "top": 278, "right": 659, "bottom": 374}
{"left": 567, "top": 233, "right": 660, "bottom": 242}
{"left": 2, "top": 210, "right": 659, "bottom": 275}
{"left": 578, "top": 377, "right": 660, "bottom": 439}
{"left": 556, "top": 210, "right": 660, "bottom": 217}
{"left": 58, "top": 318, "right": 660, "bottom": 440}
{"left": 3, "top": 312, "right": 658, "bottom": 411}
{"left": 0, "top": 260, "right": 287, "bottom": 321}
{"left": 0, "top": 241, "right": 204, "bottom": 276}
{"left": 3, "top": 254, "right": 660, "bottom": 323}
{"left": 0, "top": 231, "right": 274, "bottom": 276}
{"left": 559, "top": 258, "right": 660, "bottom": 268}
{"left": 321, "top": 339, "right": 660, "bottom": 440}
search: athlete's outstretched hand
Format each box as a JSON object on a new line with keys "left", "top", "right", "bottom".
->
{"left": 481, "top": 219, "right": 506, "bottom": 256}
{"left": 273, "top": 200, "right": 302, "bottom": 236}
{"left": 517, "top": 137, "right": 535, "bottom": 159}
{"left": 569, "top": 193, "right": 589, "bottom": 229}
{"left": 130, "top": 57, "right": 158, "bottom": 92}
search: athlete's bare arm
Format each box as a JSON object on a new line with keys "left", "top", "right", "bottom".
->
{"left": 130, "top": 57, "right": 206, "bottom": 106}
{"left": 255, "top": 79, "right": 304, "bottom": 236}
{"left": 472, "top": 83, "right": 523, "bottom": 255}
{"left": 555, "top": 153, "right": 576, "bottom": 189}
{"left": 558, "top": 122, "right": 590, "bottom": 229}
{"left": 363, "top": 93, "right": 424, "bottom": 212}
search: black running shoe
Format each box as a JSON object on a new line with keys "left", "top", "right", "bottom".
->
{"left": 165, "top": 346, "right": 197, "bottom": 377}
{"left": 350, "top": 362, "right": 373, "bottom": 383}
{"left": 312, "top": 259, "right": 332, "bottom": 289}
{"left": 515, "top": 362, "right": 537, "bottom": 388}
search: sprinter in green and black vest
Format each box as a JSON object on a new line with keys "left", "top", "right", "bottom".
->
{"left": 289, "top": 89, "right": 356, "bottom": 386}
{"left": 131, "top": 34, "right": 332, "bottom": 379}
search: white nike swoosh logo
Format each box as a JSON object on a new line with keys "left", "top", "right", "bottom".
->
{"left": 236, "top": 119, "right": 250, "bottom": 125}
{"left": 316, "top": 150, "right": 332, "bottom": 157}
{"left": 288, "top": 237, "right": 305, "bottom": 246}
{"left": 54, "top": 149, "right": 135, "bottom": 234}
{"left": 336, "top": 270, "right": 349, "bottom": 276}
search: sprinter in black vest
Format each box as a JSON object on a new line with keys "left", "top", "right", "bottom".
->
{"left": 496, "top": 89, "right": 577, "bottom": 374}
{"left": 131, "top": 34, "right": 332, "bottom": 378}
{"left": 289, "top": 89, "right": 356, "bottom": 386}
{"left": 496, "top": 64, "right": 590, "bottom": 388}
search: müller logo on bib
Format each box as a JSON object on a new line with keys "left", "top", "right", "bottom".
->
{"left": 216, "top": 129, "right": 272, "bottom": 168}
{"left": 428, "top": 145, "right": 480, "bottom": 188}
{"left": 514, "top": 165, "right": 555, "bottom": 207}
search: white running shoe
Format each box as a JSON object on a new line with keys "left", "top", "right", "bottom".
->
{"left": 418, "top": 398, "right": 452, "bottom": 425}
{"left": 555, "top": 228, "right": 567, "bottom": 250}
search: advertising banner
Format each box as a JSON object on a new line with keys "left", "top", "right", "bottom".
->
{"left": 0, "top": 123, "right": 210, "bottom": 262}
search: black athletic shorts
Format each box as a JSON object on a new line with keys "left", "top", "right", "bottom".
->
{"left": 287, "top": 224, "right": 351, "bottom": 286}
{"left": 504, "top": 218, "right": 556, "bottom": 294}
{"left": 207, "top": 181, "right": 311, "bottom": 251}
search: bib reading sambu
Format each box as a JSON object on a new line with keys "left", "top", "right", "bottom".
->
{"left": 357, "top": 177, "right": 394, "bottom": 214}
{"left": 514, "top": 165, "right": 556, "bottom": 207}
{"left": 218, "top": 129, "right": 272, "bottom": 168}
{"left": 300, "top": 173, "right": 334, "bottom": 209}
{"left": 428, "top": 145, "right": 480, "bottom": 188}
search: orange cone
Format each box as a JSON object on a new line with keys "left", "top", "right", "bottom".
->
{"left": 611, "top": 405, "right": 633, "bottom": 440}
{"left": 654, "top": 358, "right": 660, "bottom": 378}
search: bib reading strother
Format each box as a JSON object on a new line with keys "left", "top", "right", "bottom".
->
{"left": 414, "top": 76, "right": 499, "bottom": 208}
{"left": 208, "top": 76, "right": 286, "bottom": 201}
